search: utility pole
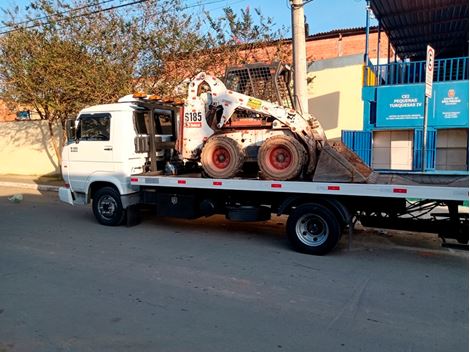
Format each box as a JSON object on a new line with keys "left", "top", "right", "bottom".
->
{"left": 291, "top": 0, "right": 308, "bottom": 114}
{"left": 364, "top": 0, "right": 370, "bottom": 64}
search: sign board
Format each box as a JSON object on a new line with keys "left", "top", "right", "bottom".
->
{"left": 425, "top": 45, "right": 435, "bottom": 98}
{"left": 432, "top": 81, "right": 469, "bottom": 127}
{"left": 376, "top": 86, "right": 425, "bottom": 127}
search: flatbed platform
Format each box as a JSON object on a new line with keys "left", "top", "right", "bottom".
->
{"left": 130, "top": 173, "right": 468, "bottom": 202}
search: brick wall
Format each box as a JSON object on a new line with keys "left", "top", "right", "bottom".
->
{"left": 0, "top": 28, "right": 390, "bottom": 120}
{"left": 306, "top": 31, "right": 391, "bottom": 61}
{"left": 0, "top": 101, "right": 16, "bottom": 122}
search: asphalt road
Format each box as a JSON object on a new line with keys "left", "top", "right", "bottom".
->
{"left": 0, "top": 188, "right": 468, "bottom": 352}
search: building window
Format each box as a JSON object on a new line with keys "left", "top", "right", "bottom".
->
{"left": 15, "top": 110, "right": 31, "bottom": 121}
{"left": 372, "top": 130, "right": 413, "bottom": 170}
{"left": 436, "top": 129, "right": 468, "bottom": 171}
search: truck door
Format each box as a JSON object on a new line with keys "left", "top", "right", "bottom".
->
{"left": 67, "top": 113, "right": 114, "bottom": 193}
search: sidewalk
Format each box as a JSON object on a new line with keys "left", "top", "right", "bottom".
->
{"left": 0, "top": 175, "right": 62, "bottom": 192}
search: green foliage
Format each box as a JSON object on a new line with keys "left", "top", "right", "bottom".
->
{"left": 204, "top": 5, "right": 290, "bottom": 66}
{"left": 0, "top": 0, "right": 289, "bottom": 127}
{"left": 0, "top": 0, "right": 205, "bottom": 125}
{"left": 205, "top": 6, "right": 280, "bottom": 46}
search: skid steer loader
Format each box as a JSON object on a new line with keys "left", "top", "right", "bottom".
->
{"left": 180, "top": 62, "right": 370, "bottom": 182}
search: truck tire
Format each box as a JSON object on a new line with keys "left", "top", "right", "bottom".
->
{"left": 258, "top": 135, "right": 306, "bottom": 180}
{"left": 201, "top": 135, "right": 244, "bottom": 178}
{"left": 286, "top": 203, "right": 341, "bottom": 255}
{"left": 92, "top": 187, "right": 126, "bottom": 226}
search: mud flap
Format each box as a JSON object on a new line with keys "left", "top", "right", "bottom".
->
{"left": 58, "top": 187, "right": 74, "bottom": 205}
{"left": 126, "top": 204, "right": 141, "bottom": 227}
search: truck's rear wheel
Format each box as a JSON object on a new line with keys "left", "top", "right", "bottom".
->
{"left": 286, "top": 203, "right": 341, "bottom": 255}
{"left": 92, "top": 187, "right": 125, "bottom": 226}
{"left": 258, "top": 135, "right": 306, "bottom": 180}
{"left": 201, "top": 136, "right": 244, "bottom": 178}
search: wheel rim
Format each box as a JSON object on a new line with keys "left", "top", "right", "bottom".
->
{"left": 295, "top": 214, "right": 329, "bottom": 247}
{"left": 212, "top": 146, "right": 231, "bottom": 169}
{"left": 98, "top": 195, "right": 117, "bottom": 220}
{"left": 268, "top": 146, "right": 292, "bottom": 170}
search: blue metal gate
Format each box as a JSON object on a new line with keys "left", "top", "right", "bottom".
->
{"left": 413, "top": 129, "right": 436, "bottom": 170}
{"left": 341, "top": 130, "right": 372, "bottom": 166}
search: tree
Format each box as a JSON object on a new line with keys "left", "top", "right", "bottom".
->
{"left": 0, "top": 0, "right": 289, "bottom": 165}
{"left": 204, "top": 6, "right": 291, "bottom": 73}
{"left": 0, "top": 0, "right": 205, "bottom": 162}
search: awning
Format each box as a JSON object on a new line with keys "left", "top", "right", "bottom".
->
{"left": 370, "top": 0, "right": 469, "bottom": 59}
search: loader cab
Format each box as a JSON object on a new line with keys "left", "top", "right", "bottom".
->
{"left": 224, "top": 62, "right": 294, "bottom": 108}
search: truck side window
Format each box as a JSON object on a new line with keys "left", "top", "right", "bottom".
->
{"left": 134, "top": 111, "right": 148, "bottom": 134}
{"left": 76, "top": 114, "right": 111, "bottom": 141}
{"left": 134, "top": 109, "right": 174, "bottom": 136}
{"left": 156, "top": 111, "right": 173, "bottom": 135}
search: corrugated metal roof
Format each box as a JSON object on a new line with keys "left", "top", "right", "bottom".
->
{"left": 308, "top": 26, "right": 378, "bottom": 39}
{"left": 370, "top": 0, "right": 468, "bottom": 59}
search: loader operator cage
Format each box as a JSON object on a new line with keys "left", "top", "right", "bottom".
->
{"left": 224, "top": 62, "right": 294, "bottom": 109}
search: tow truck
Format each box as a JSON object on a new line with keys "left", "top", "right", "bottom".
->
{"left": 59, "top": 63, "right": 468, "bottom": 255}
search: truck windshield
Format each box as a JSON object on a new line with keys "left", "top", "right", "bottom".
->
{"left": 76, "top": 114, "right": 111, "bottom": 141}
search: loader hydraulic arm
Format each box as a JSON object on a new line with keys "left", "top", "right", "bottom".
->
{"left": 187, "top": 72, "right": 327, "bottom": 144}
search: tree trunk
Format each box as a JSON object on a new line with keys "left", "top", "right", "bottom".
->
{"left": 47, "top": 120, "right": 62, "bottom": 166}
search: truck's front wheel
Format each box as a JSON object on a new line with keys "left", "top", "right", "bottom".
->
{"left": 92, "top": 187, "right": 125, "bottom": 226}
{"left": 286, "top": 203, "right": 341, "bottom": 255}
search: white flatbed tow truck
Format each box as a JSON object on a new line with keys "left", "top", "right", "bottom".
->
{"left": 59, "top": 65, "right": 469, "bottom": 255}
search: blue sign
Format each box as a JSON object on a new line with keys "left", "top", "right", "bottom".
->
{"left": 432, "top": 81, "right": 468, "bottom": 127}
{"left": 376, "top": 85, "right": 426, "bottom": 127}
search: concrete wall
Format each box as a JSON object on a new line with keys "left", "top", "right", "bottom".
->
{"left": 307, "top": 54, "right": 365, "bottom": 141}
{"left": 0, "top": 120, "right": 62, "bottom": 176}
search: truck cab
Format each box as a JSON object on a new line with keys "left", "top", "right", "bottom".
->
{"left": 60, "top": 103, "right": 142, "bottom": 206}
{"left": 60, "top": 98, "right": 179, "bottom": 214}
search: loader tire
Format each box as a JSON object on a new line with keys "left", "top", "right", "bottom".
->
{"left": 258, "top": 135, "right": 306, "bottom": 180}
{"left": 201, "top": 135, "right": 244, "bottom": 178}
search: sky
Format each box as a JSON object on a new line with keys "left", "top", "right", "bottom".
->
{"left": 205, "top": 0, "right": 376, "bottom": 35}
{"left": 0, "top": 0, "right": 377, "bottom": 36}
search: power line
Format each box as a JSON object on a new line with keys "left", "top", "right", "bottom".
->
{"left": 203, "top": 0, "right": 246, "bottom": 12}
{"left": 0, "top": 0, "right": 118, "bottom": 30}
{"left": 0, "top": 0, "right": 231, "bottom": 35}
{"left": 0, "top": 0, "right": 149, "bottom": 34}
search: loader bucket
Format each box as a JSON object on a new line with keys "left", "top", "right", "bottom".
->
{"left": 313, "top": 142, "right": 372, "bottom": 183}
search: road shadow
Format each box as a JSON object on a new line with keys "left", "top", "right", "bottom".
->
{"left": 0, "top": 190, "right": 467, "bottom": 258}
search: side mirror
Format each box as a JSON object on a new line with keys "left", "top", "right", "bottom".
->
{"left": 65, "top": 118, "right": 78, "bottom": 144}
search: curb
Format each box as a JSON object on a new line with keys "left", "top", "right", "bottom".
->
{"left": 0, "top": 181, "right": 60, "bottom": 192}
